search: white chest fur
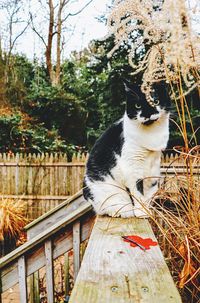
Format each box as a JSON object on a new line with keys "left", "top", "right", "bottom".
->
{"left": 111, "top": 113, "right": 169, "bottom": 200}
{"left": 123, "top": 113, "right": 170, "bottom": 152}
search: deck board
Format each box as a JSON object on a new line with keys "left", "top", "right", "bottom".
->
{"left": 69, "top": 216, "right": 182, "bottom": 303}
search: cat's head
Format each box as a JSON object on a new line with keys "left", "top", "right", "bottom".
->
{"left": 124, "top": 81, "right": 171, "bottom": 125}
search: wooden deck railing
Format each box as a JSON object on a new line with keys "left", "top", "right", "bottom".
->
{"left": 69, "top": 216, "right": 182, "bottom": 303}
{"left": 0, "top": 193, "right": 95, "bottom": 303}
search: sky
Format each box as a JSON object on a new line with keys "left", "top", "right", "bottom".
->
{"left": 0, "top": 0, "right": 198, "bottom": 61}
{"left": 0, "top": 0, "right": 112, "bottom": 61}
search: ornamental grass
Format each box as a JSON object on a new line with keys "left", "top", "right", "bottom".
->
{"left": 0, "top": 198, "right": 27, "bottom": 241}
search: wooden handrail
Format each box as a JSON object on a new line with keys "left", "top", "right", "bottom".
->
{"left": 70, "top": 216, "right": 182, "bottom": 303}
{"left": 0, "top": 202, "right": 92, "bottom": 270}
{"left": 24, "top": 191, "right": 82, "bottom": 231}
{"left": 0, "top": 195, "right": 95, "bottom": 301}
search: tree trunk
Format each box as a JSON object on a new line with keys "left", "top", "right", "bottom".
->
{"left": 46, "top": 0, "right": 54, "bottom": 82}
{"left": 54, "top": 3, "right": 62, "bottom": 86}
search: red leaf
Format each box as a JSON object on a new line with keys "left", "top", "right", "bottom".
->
{"left": 123, "top": 235, "right": 158, "bottom": 250}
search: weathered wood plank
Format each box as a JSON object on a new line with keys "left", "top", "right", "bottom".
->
{"left": 29, "top": 271, "right": 40, "bottom": 303}
{"left": 29, "top": 274, "right": 34, "bottom": 303}
{"left": 18, "top": 256, "right": 28, "bottom": 303}
{"left": 0, "top": 273, "right": 2, "bottom": 303}
{"left": 33, "top": 271, "right": 40, "bottom": 303}
{"left": 25, "top": 191, "right": 84, "bottom": 239}
{"left": 0, "top": 202, "right": 92, "bottom": 271}
{"left": 0, "top": 162, "right": 85, "bottom": 167}
{"left": 64, "top": 252, "right": 70, "bottom": 298}
{"left": 45, "top": 240, "right": 54, "bottom": 303}
{"left": 0, "top": 194, "right": 70, "bottom": 200}
{"left": 73, "top": 221, "right": 81, "bottom": 281}
{"left": 69, "top": 216, "right": 182, "bottom": 303}
{"left": 1, "top": 212, "right": 95, "bottom": 292}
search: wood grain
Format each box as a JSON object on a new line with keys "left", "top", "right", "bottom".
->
{"left": 0, "top": 153, "right": 86, "bottom": 219}
{"left": 18, "top": 256, "right": 28, "bottom": 303}
{"left": 73, "top": 221, "right": 81, "bottom": 281}
{"left": 1, "top": 212, "right": 95, "bottom": 293}
{"left": 45, "top": 240, "right": 54, "bottom": 303}
{"left": 70, "top": 216, "right": 182, "bottom": 303}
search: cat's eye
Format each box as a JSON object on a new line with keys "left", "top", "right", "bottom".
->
{"left": 135, "top": 103, "right": 141, "bottom": 109}
{"left": 154, "top": 99, "right": 160, "bottom": 106}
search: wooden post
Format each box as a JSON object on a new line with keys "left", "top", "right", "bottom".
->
{"left": 34, "top": 271, "right": 40, "bottom": 303}
{"left": 18, "top": 256, "right": 28, "bottom": 303}
{"left": 0, "top": 272, "right": 2, "bottom": 303}
{"left": 29, "top": 274, "right": 34, "bottom": 303}
{"left": 45, "top": 240, "right": 54, "bottom": 303}
{"left": 73, "top": 221, "right": 81, "bottom": 281}
{"left": 29, "top": 272, "right": 40, "bottom": 303}
{"left": 64, "top": 252, "right": 70, "bottom": 297}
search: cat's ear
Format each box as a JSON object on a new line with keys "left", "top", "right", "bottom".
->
{"left": 123, "top": 80, "right": 132, "bottom": 92}
{"left": 123, "top": 80, "right": 135, "bottom": 92}
{"left": 123, "top": 80, "right": 139, "bottom": 102}
{"left": 153, "top": 81, "right": 171, "bottom": 108}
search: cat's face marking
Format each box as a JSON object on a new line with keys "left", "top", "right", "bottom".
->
{"left": 124, "top": 81, "right": 171, "bottom": 125}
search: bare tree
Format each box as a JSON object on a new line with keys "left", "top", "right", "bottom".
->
{"left": 0, "top": 0, "right": 30, "bottom": 62}
{"left": 55, "top": 0, "right": 93, "bottom": 85}
{"left": 0, "top": 0, "right": 30, "bottom": 100}
{"left": 30, "top": 0, "right": 94, "bottom": 85}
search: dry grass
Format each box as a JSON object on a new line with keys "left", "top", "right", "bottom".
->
{"left": 151, "top": 151, "right": 200, "bottom": 302}
{"left": 0, "top": 197, "right": 28, "bottom": 241}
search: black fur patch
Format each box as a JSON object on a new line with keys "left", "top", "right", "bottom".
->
{"left": 153, "top": 81, "right": 171, "bottom": 112}
{"left": 151, "top": 180, "right": 157, "bottom": 187}
{"left": 136, "top": 179, "right": 144, "bottom": 195}
{"left": 85, "top": 120, "right": 124, "bottom": 181}
{"left": 124, "top": 81, "right": 171, "bottom": 120}
{"left": 125, "top": 83, "right": 159, "bottom": 120}
{"left": 126, "top": 187, "right": 135, "bottom": 206}
{"left": 83, "top": 178, "right": 94, "bottom": 201}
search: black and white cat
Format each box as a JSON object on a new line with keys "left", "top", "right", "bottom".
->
{"left": 83, "top": 81, "right": 171, "bottom": 217}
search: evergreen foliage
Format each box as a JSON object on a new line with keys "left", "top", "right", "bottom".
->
{"left": 0, "top": 36, "right": 199, "bottom": 155}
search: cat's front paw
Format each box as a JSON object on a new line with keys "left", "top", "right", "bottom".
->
{"left": 133, "top": 206, "right": 151, "bottom": 218}
{"left": 118, "top": 209, "right": 136, "bottom": 218}
{"left": 104, "top": 204, "right": 135, "bottom": 218}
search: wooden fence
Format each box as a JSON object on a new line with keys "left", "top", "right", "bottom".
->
{"left": 0, "top": 152, "right": 199, "bottom": 220}
{"left": 0, "top": 153, "right": 86, "bottom": 219}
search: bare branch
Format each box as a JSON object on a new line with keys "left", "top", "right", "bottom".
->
{"left": 60, "top": 0, "right": 71, "bottom": 11}
{"left": 64, "top": 24, "right": 76, "bottom": 44}
{"left": 61, "top": 0, "right": 94, "bottom": 23}
{"left": 29, "top": 12, "right": 47, "bottom": 48}
{"left": 10, "top": 19, "right": 31, "bottom": 53}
